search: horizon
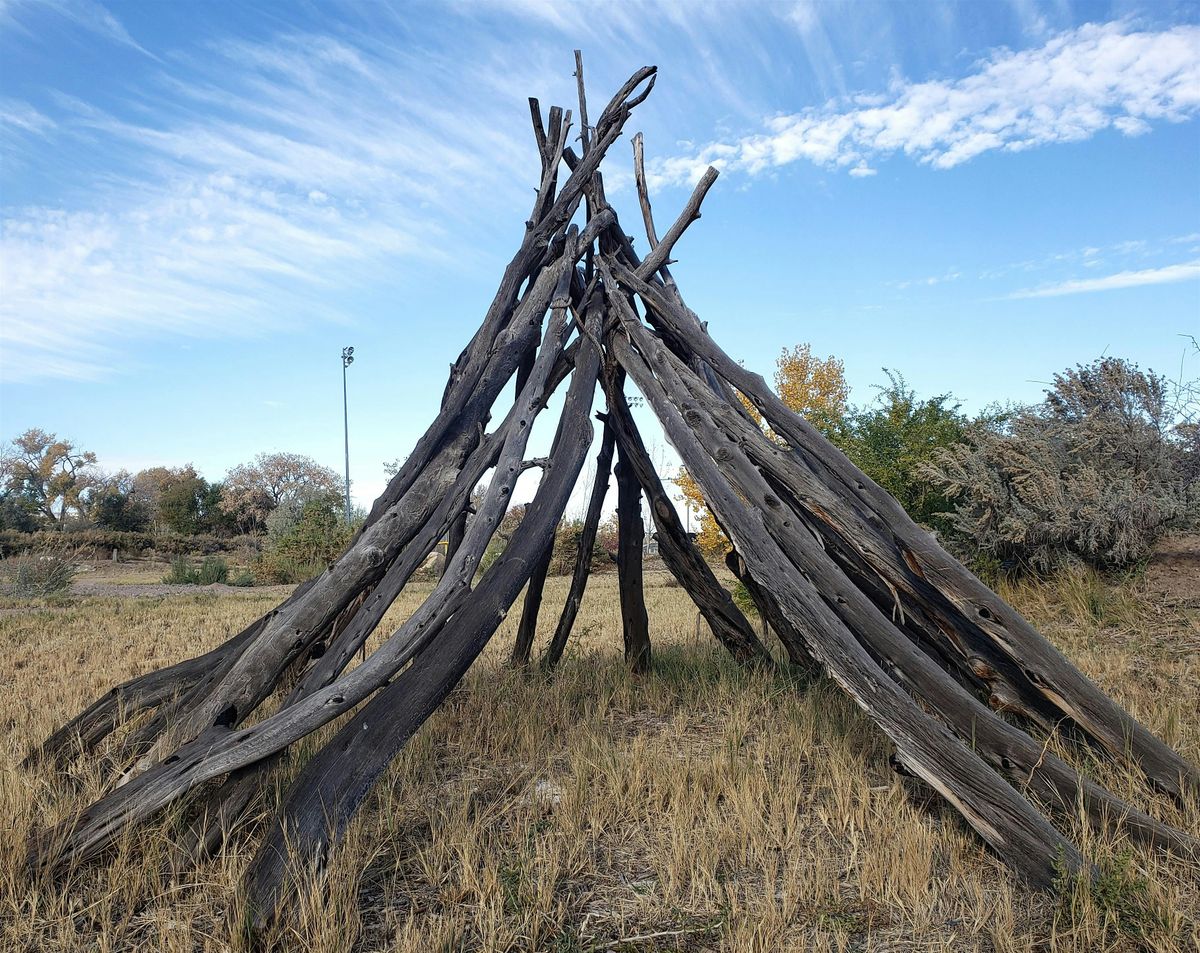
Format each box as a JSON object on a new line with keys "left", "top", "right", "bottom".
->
{"left": 2, "top": 1, "right": 1199, "bottom": 510}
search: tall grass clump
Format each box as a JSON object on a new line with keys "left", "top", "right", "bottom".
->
{"left": 163, "top": 554, "right": 229, "bottom": 585}
{"left": 0, "top": 548, "right": 77, "bottom": 597}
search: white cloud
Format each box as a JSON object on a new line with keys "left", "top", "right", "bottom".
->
{"left": 650, "top": 21, "right": 1200, "bottom": 185}
{"left": 1, "top": 0, "right": 157, "bottom": 58}
{"left": 1009, "top": 259, "right": 1200, "bottom": 298}
{"left": 0, "top": 98, "right": 54, "bottom": 136}
{"left": 892, "top": 269, "right": 962, "bottom": 291}
{"left": 0, "top": 32, "right": 551, "bottom": 381}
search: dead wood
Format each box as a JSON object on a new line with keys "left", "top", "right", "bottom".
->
{"left": 26, "top": 58, "right": 1197, "bottom": 934}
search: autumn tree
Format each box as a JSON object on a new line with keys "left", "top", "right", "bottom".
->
{"left": 672, "top": 469, "right": 728, "bottom": 556}
{"left": 0, "top": 428, "right": 98, "bottom": 526}
{"left": 676, "top": 344, "right": 850, "bottom": 556}
{"left": 220, "top": 452, "right": 342, "bottom": 533}
{"left": 773, "top": 344, "right": 850, "bottom": 438}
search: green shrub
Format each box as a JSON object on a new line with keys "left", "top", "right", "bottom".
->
{"left": 1054, "top": 850, "right": 1171, "bottom": 945}
{"left": 256, "top": 494, "right": 352, "bottom": 584}
{"left": 163, "top": 555, "right": 196, "bottom": 584}
{"left": 0, "top": 529, "right": 259, "bottom": 560}
{"left": 835, "top": 371, "right": 978, "bottom": 526}
{"left": 731, "top": 579, "right": 758, "bottom": 617}
{"left": 477, "top": 537, "right": 506, "bottom": 578}
{"left": 0, "top": 529, "right": 156, "bottom": 558}
{"left": 229, "top": 569, "right": 256, "bottom": 587}
{"left": 0, "top": 492, "right": 41, "bottom": 533}
{"left": 0, "top": 550, "right": 77, "bottom": 597}
{"left": 196, "top": 556, "right": 229, "bottom": 584}
{"left": 547, "top": 519, "right": 609, "bottom": 576}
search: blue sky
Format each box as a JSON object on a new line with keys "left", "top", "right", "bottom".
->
{"left": 2, "top": 0, "right": 1198, "bottom": 511}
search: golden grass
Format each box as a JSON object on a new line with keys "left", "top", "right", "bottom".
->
{"left": 1, "top": 563, "right": 1197, "bottom": 951}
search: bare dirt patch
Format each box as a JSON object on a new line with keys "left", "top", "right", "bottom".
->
{"left": 1144, "top": 531, "right": 1200, "bottom": 609}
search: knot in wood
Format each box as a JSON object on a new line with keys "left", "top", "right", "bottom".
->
{"left": 968, "top": 657, "right": 996, "bottom": 679}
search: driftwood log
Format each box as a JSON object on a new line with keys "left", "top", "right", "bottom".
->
{"left": 25, "top": 55, "right": 1198, "bottom": 933}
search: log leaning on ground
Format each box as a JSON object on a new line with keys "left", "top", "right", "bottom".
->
{"left": 27, "top": 55, "right": 1197, "bottom": 933}
{"left": 540, "top": 420, "right": 616, "bottom": 670}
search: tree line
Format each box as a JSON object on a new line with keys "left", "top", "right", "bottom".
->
{"left": 0, "top": 442, "right": 357, "bottom": 583}
{"left": 0, "top": 440, "right": 344, "bottom": 537}
{"left": 5, "top": 344, "right": 1196, "bottom": 582}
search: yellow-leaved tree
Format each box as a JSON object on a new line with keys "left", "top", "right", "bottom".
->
{"left": 674, "top": 344, "right": 848, "bottom": 557}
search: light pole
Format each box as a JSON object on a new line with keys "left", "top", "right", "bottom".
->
{"left": 341, "top": 346, "right": 354, "bottom": 524}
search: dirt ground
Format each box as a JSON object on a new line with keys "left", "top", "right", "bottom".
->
{"left": 1144, "top": 532, "right": 1200, "bottom": 609}
{"left": 67, "top": 558, "right": 292, "bottom": 600}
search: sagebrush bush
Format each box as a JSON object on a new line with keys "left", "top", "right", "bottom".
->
{"left": 924, "top": 357, "right": 1197, "bottom": 573}
{"left": 0, "top": 550, "right": 77, "bottom": 597}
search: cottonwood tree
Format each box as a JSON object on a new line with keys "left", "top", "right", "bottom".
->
{"left": 88, "top": 470, "right": 151, "bottom": 533}
{"left": 220, "top": 452, "right": 342, "bottom": 533}
{"left": 0, "top": 428, "right": 98, "bottom": 526}
{"left": 676, "top": 343, "right": 850, "bottom": 555}
{"left": 129, "top": 465, "right": 233, "bottom": 536}
{"left": 839, "top": 371, "right": 977, "bottom": 525}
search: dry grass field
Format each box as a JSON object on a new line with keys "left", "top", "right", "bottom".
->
{"left": 2, "top": 545, "right": 1198, "bottom": 952}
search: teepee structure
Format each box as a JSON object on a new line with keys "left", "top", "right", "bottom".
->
{"left": 26, "top": 55, "right": 1197, "bottom": 932}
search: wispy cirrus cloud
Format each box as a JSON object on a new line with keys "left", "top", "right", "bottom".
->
{"left": 1009, "top": 259, "right": 1200, "bottom": 298}
{"left": 890, "top": 270, "right": 962, "bottom": 291}
{"left": 651, "top": 21, "right": 1200, "bottom": 185}
{"left": 0, "top": 98, "right": 54, "bottom": 135}
{"left": 0, "top": 29, "right": 552, "bottom": 382}
{"left": 0, "top": 0, "right": 158, "bottom": 58}
{"left": 1, "top": 176, "right": 433, "bottom": 380}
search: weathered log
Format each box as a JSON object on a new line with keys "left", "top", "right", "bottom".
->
{"left": 182, "top": 339, "right": 587, "bottom": 858}
{"left": 137, "top": 218, "right": 610, "bottom": 771}
{"left": 241, "top": 331, "right": 603, "bottom": 932}
{"left": 608, "top": 284, "right": 1089, "bottom": 889}
{"left": 541, "top": 420, "right": 616, "bottom": 670}
{"left": 368, "top": 65, "right": 652, "bottom": 527}
{"left": 599, "top": 363, "right": 771, "bottom": 666}
{"left": 615, "top": 443, "right": 651, "bottom": 672}
{"left": 635, "top": 315, "right": 1196, "bottom": 858}
{"left": 612, "top": 358, "right": 651, "bottom": 673}
{"left": 510, "top": 358, "right": 594, "bottom": 667}
{"left": 613, "top": 260, "right": 1199, "bottom": 801}
{"left": 509, "top": 540, "right": 554, "bottom": 668}
{"left": 30, "top": 231, "right": 591, "bottom": 872}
